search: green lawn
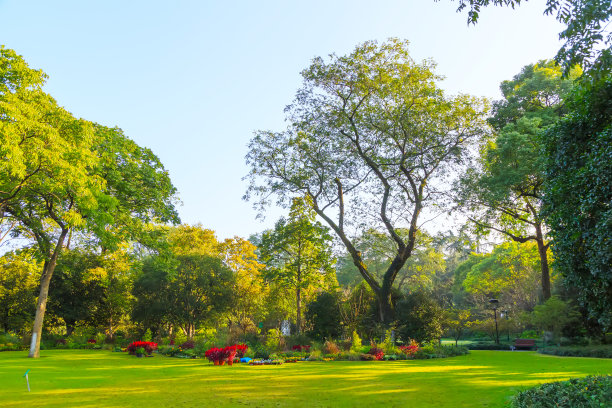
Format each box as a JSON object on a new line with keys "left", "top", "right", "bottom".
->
{"left": 1, "top": 350, "right": 610, "bottom": 407}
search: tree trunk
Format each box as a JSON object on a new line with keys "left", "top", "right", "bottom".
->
{"left": 535, "top": 223, "right": 551, "bottom": 301}
{"left": 29, "top": 229, "right": 68, "bottom": 358}
{"left": 296, "top": 286, "right": 302, "bottom": 335}
{"left": 66, "top": 322, "right": 76, "bottom": 336}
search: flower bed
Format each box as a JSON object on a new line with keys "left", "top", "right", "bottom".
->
{"left": 126, "top": 341, "right": 158, "bottom": 356}
{"left": 204, "top": 344, "right": 249, "bottom": 365}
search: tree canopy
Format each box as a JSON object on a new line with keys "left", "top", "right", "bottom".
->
{"left": 439, "top": 0, "right": 612, "bottom": 78}
{"left": 246, "top": 39, "right": 489, "bottom": 324}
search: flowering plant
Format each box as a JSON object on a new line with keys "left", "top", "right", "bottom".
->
{"left": 367, "top": 345, "right": 384, "bottom": 360}
{"left": 222, "top": 345, "right": 238, "bottom": 362}
{"left": 399, "top": 339, "right": 420, "bottom": 357}
{"left": 127, "top": 341, "right": 158, "bottom": 355}
{"left": 205, "top": 347, "right": 223, "bottom": 362}
{"left": 235, "top": 344, "right": 248, "bottom": 358}
{"left": 87, "top": 339, "right": 96, "bottom": 344}
{"left": 292, "top": 345, "right": 311, "bottom": 352}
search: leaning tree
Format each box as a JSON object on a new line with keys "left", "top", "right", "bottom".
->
{"left": 245, "top": 39, "right": 489, "bottom": 324}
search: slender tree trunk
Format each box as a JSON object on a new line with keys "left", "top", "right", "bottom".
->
{"left": 29, "top": 228, "right": 69, "bottom": 358}
{"left": 296, "top": 285, "right": 302, "bottom": 335}
{"left": 535, "top": 223, "right": 551, "bottom": 301}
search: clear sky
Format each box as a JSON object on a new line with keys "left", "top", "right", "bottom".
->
{"left": 0, "top": 0, "right": 564, "bottom": 240}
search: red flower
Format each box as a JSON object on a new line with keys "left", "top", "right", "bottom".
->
{"left": 127, "top": 341, "right": 158, "bottom": 355}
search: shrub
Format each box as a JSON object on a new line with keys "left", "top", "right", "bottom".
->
{"left": 414, "top": 343, "right": 469, "bottom": 359}
{"left": 538, "top": 345, "right": 612, "bottom": 359}
{"left": 359, "top": 353, "right": 376, "bottom": 361}
{"left": 264, "top": 329, "right": 284, "bottom": 351}
{"left": 308, "top": 350, "right": 323, "bottom": 361}
{"left": 253, "top": 345, "right": 271, "bottom": 360}
{"left": 512, "top": 375, "right": 612, "bottom": 407}
{"left": 204, "top": 347, "right": 223, "bottom": 362}
{"left": 179, "top": 340, "right": 195, "bottom": 349}
{"left": 323, "top": 340, "right": 340, "bottom": 355}
{"left": 468, "top": 342, "right": 512, "bottom": 350}
{"left": 399, "top": 339, "right": 420, "bottom": 357}
{"left": 350, "top": 331, "right": 362, "bottom": 352}
{"left": 367, "top": 344, "right": 384, "bottom": 360}
{"left": 126, "top": 341, "right": 158, "bottom": 355}
{"left": 235, "top": 344, "right": 248, "bottom": 358}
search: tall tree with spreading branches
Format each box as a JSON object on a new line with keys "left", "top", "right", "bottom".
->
{"left": 245, "top": 39, "right": 489, "bottom": 324}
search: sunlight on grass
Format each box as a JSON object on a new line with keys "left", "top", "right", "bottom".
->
{"left": 0, "top": 350, "right": 610, "bottom": 407}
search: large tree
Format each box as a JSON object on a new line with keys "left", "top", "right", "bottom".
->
{"left": 0, "top": 48, "right": 179, "bottom": 357}
{"left": 456, "top": 61, "right": 578, "bottom": 300}
{"left": 246, "top": 39, "right": 488, "bottom": 324}
{"left": 542, "top": 78, "right": 612, "bottom": 335}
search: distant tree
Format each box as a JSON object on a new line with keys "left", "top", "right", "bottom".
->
{"left": 305, "top": 292, "right": 343, "bottom": 341}
{"left": 529, "top": 296, "right": 580, "bottom": 346}
{"left": 246, "top": 39, "right": 488, "bottom": 325}
{"left": 0, "top": 250, "right": 40, "bottom": 332}
{"left": 132, "top": 255, "right": 235, "bottom": 338}
{"left": 218, "top": 236, "right": 267, "bottom": 337}
{"left": 339, "top": 282, "right": 377, "bottom": 338}
{"left": 259, "top": 197, "right": 336, "bottom": 333}
{"left": 47, "top": 249, "right": 105, "bottom": 335}
{"left": 455, "top": 241, "right": 543, "bottom": 311}
{"left": 456, "top": 61, "right": 579, "bottom": 300}
{"left": 444, "top": 308, "right": 474, "bottom": 346}
{"left": 396, "top": 291, "right": 444, "bottom": 344}
{"left": 438, "top": 1, "right": 612, "bottom": 78}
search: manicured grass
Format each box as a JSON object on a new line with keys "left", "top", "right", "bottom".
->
{"left": 1, "top": 350, "right": 611, "bottom": 407}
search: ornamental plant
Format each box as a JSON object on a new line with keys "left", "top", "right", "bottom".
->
{"left": 292, "top": 345, "right": 311, "bottom": 352}
{"left": 179, "top": 340, "right": 195, "bottom": 349}
{"left": 399, "top": 339, "right": 420, "bottom": 358}
{"left": 235, "top": 344, "right": 248, "bottom": 358}
{"left": 127, "top": 341, "right": 158, "bottom": 355}
{"left": 205, "top": 347, "right": 223, "bottom": 362}
{"left": 222, "top": 345, "right": 238, "bottom": 362}
{"left": 367, "top": 344, "right": 384, "bottom": 360}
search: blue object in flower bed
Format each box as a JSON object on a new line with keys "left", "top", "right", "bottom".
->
{"left": 240, "top": 357, "right": 251, "bottom": 363}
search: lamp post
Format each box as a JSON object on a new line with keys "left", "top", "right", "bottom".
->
{"left": 501, "top": 309, "right": 510, "bottom": 342}
{"left": 489, "top": 298, "right": 500, "bottom": 345}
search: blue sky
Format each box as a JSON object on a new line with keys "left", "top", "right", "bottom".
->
{"left": 0, "top": 0, "right": 563, "bottom": 239}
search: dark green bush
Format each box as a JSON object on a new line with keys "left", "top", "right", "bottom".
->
{"left": 468, "top": 342, "right": 512, "bottom": 350}
{"left": 538, "top": 345, "right": 612, "bottom": 359}
{"left": 414, "top": 343, "right": 469, "bottom": 359}
{"left": 512, "top": 375, "right": 612, "bottom": 407}
{"left": 253, "top": 345, "right": 271, "bottom": 360}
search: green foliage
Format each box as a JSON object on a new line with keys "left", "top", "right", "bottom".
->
{"left": 512, "top": 375, "right": 612, "bottom": 408}
{"left": 350, "top": 330, "right": 362, "bottom": 352}
{"left": 0, "top": 250, "right": 40, "bottom": 332}
{"left": 396, "top": 291, "right": 444, "bottom": 343}
{"left": 259, "top": 197, "right": 336, "bottom": 332}
{"left": 456, "top": 241, "right": 543, "bottom": 309}
{"left": 264, "top": 329, "right": 284, "bottom": 352}
{"left": 542, "top": 78, "right": 612, "bottom": 333}
{"left": 529, "top": 296, "right": 580, "bottom": 344}
{"left": 246, "top": 39, "right": 489, "bottom": 324}
{"left": 441, "top": 1, "right": 612, "bottom": 78}
{"left": 456, "top": 61, "right": 577, "bottom": 301}
{"left": 305, "top": 292, "right": 342, "bottom": 341}
{"left": 132, "top": 255, "right": 235, "bottom": 336}
{"left": 414, "top": 342, "right": 470, "bottom": 359}
{"left": 538, "top": 346, "right": 612, "bottom": 359}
